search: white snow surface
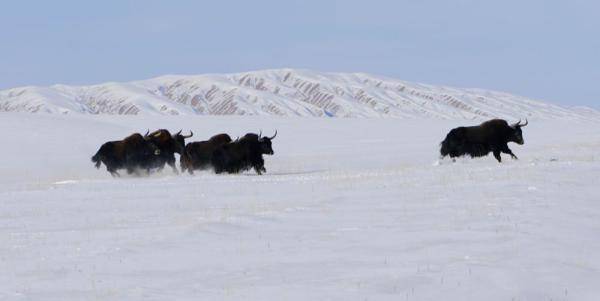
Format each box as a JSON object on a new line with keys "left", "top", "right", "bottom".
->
{"left": 1, "top": 113, "right": 600, "bottom": 300}
{"left": 1, "top": 69, "right": 599, "bottom": 120}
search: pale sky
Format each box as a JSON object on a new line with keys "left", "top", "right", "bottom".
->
{"left": 0, "top": 0, "right": 598, "bottom": 107}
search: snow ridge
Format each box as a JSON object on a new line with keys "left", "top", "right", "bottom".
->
{"left": 1, "top": 68, "right": 597, "bottom": 120}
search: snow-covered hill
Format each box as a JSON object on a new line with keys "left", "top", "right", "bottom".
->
{"left": 1, "top": 69, "right": 597, "bottom": 120}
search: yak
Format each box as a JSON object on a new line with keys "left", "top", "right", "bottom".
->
{"left": 180, "top": 133, "right": 233, "bottom": 174}
{"left": 440, "top": 119, "right": 528, "bottom": 163}
{"left": 91, "top": 133, "right": 161, "bottom": 177}
{"left": 211, "top": 131, "right": 277, "bottom": 175}
{"left": 144, "top": 129, "right": 192, "bottom": 174}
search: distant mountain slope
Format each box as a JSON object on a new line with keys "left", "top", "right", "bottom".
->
{"left": 1, "top": 69, "right": 598, "bottom": 120}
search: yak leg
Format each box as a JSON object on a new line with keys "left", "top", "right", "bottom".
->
{"left": 501, "top": 145, "right": 518, "bottom": 160}
{"left": 169, "top": 162, "right": 179, "bottom": 174}
{"left": 184, "top": 162, "right": 194, "bottom": 175}
{"left": 146, "top": 164, "right": 153, "bottom": 175}
{"left": 108, "top": 167, "right": 120, "bottom": 177}
{"left": 126, "top": 166, "right": 136, "bottom": 175}
{"left": 252, "top": 163, "right": 264, "bottom": 175}
{"left": 183, "top": 162, "right": 194, "bottom": 175}
{"left": 128, "top": 166, "right": 145, "bottom": 176}
{"left": 492, "top": 150, "right": 502, "bottom": 163}
{"left": 252, "top": 157, "right": 266, "bottom": 175}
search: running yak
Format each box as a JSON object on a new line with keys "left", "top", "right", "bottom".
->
{"left": 211, "top": 131, "right": 277, "bottom": 175}
{"left": 440, "top": 119, "right": 528, "bottom": 163}
{"left": 144, "top": 129, "right": 192, "bottom": 174}
{"left": 180, "top": 133, "right": 233, "bottom": 174}
{"left": 91, "top": 133, "right": 161, "bottom": 177}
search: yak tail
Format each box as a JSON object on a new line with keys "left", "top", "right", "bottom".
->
{"left": 440, "top": 140, "right": 449, "bottom": 158}
{"left": 440, "top": 137, "right": 454, "bottom": 158}
{"left": 91, "top": 151, "right": 102, "bottom": 169}
{"left": 440, "top": 128, "right": 465, "bottom": 158}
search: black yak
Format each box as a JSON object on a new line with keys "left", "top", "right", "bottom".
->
{"left": 91, "top": 133, "right": 161, "bottom": 177}
{"left": 211, "top": 131, "right": 277, "bottom": 175}
{"left": 144, "top": 129, "right": 192, "bottom": 174}
{"left": 180, "top": 133, "right": 233, "bottom": 174}
{"left": 440, "top": 119, "right": 528, "bottom": 162}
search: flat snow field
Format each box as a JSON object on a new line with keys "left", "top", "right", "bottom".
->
{"left": 1, "top": 113, "right": 600, "bottom": 301}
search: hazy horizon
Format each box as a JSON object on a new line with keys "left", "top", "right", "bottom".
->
{"left": 1, "top": 0, "right": 598, "bottom": 108}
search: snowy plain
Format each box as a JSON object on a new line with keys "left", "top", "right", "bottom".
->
{"left": 1, "top": 113, "right": 600, "bottom": 300}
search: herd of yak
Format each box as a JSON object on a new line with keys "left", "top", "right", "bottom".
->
{"left": 91, "top": 129, "right": 277, "bottom": 177}
{"left": 91, "top": 118, "right": 528, "bottom": 177}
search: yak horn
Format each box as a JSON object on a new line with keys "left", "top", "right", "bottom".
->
{"left": 269, "top": 130, "right": 277, "bottom": 140}
{"left": 512, "top": 119, "right": 529, "bottom": 128}
{"left": 182, "top": 131, "right": 193, "bottom": 138}
{"left": 175, "top": 129, "right": 182, "bottom": 136}
{"left": 148, "top": 130, "right": 162, "bottom": 137}
{"left": 144, "top": 129, "right": 149, "bottom": 137}
{"left": 258, "top": 130, "right": 262, "bottom": 138}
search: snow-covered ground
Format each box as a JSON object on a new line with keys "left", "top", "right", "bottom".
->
{"left": 1, "top": 113, "right": 599, "bottom": 300}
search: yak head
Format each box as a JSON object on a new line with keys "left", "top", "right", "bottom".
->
{"left": 145, "top": 129, "right": 192, "bottom": 155}
{"left": 509, "top": 119, "right": 528, "bottom": 145}
{"left": 129, "top": 132, "right": 162, "bottom": 156}
{"left": 258, "top": 130, "right": 277, "bottom": 155}
{"left": 172, "top": 130, "right": 193, "bottom": 154}
{"left": 147, "top": 141, "right": 162, "bottom": 156}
